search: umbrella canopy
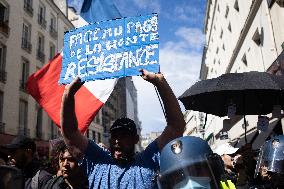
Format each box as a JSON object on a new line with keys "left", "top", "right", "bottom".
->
{"left": 179, "top": 72, "right": 284, "bottom": 117}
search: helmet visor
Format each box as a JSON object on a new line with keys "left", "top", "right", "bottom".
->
{"left": 255, "top": 139, "right": 284, "bottom": 176}
{"left": 158, "top": 154, "right": 224, "bottom": 189}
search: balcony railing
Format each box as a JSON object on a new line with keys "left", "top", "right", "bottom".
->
{"left": 21, "top": 38, "right": 32, "bottom": 53}
{"left": 37, "top": 49, "right": 45, "bottom": 63}
{"left": 24, "top": 2, "right": 33, "bottom": 16}
{"left": 49, "top": 26, "right": 58, "bottom": 39}
{"left": 0, "top": 20, "right": 10, "bottom": 36}
{"left": 0, "top": 70, "right": 7, "bottom": 83}
{"left": 38, "top": 15, "right": 46, "bottom": 28}
{"left": 0, "top": 122, "right": 5, "bottom": 133}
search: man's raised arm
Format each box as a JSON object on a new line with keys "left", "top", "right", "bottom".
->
{"left": 140, "top": 70, "right": 186, "bottom": 151}
{"left": 60, "top": 77, "right": 88, "bottom": 160}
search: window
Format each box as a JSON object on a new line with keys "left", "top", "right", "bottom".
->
{"left": 38, "top": 3, "right": 46, "bottom": 28}
{"left": 19, "top": 99, "right": 28, "bottom": 135}
{"left": 252, "top": 28, "right": 263, "bottom": 46}
{"left": 92, "top": 131, "right": 96, "bottom": 141}
{"left": 50, "top": 14, "right": 56, "bottom": 30}
{"left": 216, "top": 47, "right": 219, "bottom": 54}
{"left": 217, "top": 4, "right": 220, "bottom": 12}
{"left": 0, "top": 91, "right": 3, "bottom": 122}
{"left": 228, "top": 22, "right": 232, "bottom": 32}
{"left": 38, "top": 34, "right": 44, "bottom": 52}
{"left": 0, "top": 43, "right": 6, "bottom": 83}
{"left": 0, "top": 91, "right": 3, "bottom": 133}
{"left": 0, "top": 2, "right": 9, "bottom": 36}
{"left": 97, "top": 132, "right": 101, "bottom": 143}
{"left": 24, "top": 0, "right": 33, "bottom": 16}
{"left": 0, "top": 2, "right": 8, "bottom": 22}
{"left": 242, "top": 54, "right": 247, "bottom": 66}
{"left": 36, "top": 106, "right": 42, "bottom": 138}
{"left": 20, "top": 58, "right": 29, "bottom": 90}
{"left": 37, "top": 34, "right": 45, "bottom": 62}
{"left": 234, "top": 0, "right": 239, "bottom": 11}
{"left": 49, "top": 43, "right": 55, "bottom": 60}
{"left": 22, "top": 22, "right": 32, "bottom": 53}
{"left": 220, "top": 29, "right": 223, "bottom": 38}
{"left": 49, "top": 14, "right": 57, "bottom": 38}
{"left": 222, "top": 43, "right": 225, "bottom": 51}
{"left": 225, "top": 5, "right": 229, "bottom": 18}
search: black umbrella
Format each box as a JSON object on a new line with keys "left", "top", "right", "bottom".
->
{"left": 179, "top": 71, "right": 284, "bottom": 117}
{"left": 179, "top": 72, "right": 284, "bottom": 143}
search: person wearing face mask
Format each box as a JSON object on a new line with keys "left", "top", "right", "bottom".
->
{"left": 158, "top": 136, "right": 236, "bottom": 189}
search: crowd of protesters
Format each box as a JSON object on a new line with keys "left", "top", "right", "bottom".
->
{"left": 1, "top": 70, "right": 284, "bottom": 189}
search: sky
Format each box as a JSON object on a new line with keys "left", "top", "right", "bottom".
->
{"left": 68, "top": 0, "right": 207, "bottom": 135}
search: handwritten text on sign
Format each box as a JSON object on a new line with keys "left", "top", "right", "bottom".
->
{"left": 59, "top": 14, "right": 159, "bottom": 84}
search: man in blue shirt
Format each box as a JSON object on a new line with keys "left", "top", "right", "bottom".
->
{"left": 60, "top": 69, "right": 186, "bottom": 188}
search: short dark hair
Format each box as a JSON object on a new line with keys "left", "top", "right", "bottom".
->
{"left": 110, "top": 117, "right": 137, "bottom": 136}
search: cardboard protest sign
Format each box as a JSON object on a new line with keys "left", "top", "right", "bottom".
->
{"left": 59, "top": 14, "right": 159, "bottom": 84}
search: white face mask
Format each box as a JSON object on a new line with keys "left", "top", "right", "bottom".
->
{"left": 173, "top": 176, "right": 211, "bottom": 189}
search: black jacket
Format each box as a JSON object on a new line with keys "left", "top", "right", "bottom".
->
{"left": 44, "top": 176, "right": 88, "bottom": 189}
{"left": 44, "top": 176, "right": 71, "bottom": 189}
{"left": 23, "top": 160, "right": 52, "bottom": 189}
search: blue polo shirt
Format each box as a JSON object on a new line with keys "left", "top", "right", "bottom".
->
{"left": 82, "top": 139, "right": 160, "bottom": 189}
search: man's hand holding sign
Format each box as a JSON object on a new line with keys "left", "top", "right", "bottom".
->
{"left": 60, "top": 14, "right": 159, "bottom": 84}
{"left": 60, "top": 13, "right": 185, "bottom": 188}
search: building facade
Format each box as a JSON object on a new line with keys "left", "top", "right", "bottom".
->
{"left": 187, "top": 0, "right": 284, "bottom": 150}
{"left": 0, "top": 0, "right": 73, "bottom": 155}
{"left": 141, "top": 131, "right": 162, "bottom": 150}
{"left": 0, "top": 0, "right": 142, "bottom": 155}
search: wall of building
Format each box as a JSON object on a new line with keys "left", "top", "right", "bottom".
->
{"left": 0, "top": 0, "right": 73, "bottom": 142}
{"left": 194, "top": 0, "right": 284, "bottom": 148}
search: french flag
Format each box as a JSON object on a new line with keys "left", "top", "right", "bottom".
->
{"left": 26, "top": 0, "right": 121, "bottom": 133}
